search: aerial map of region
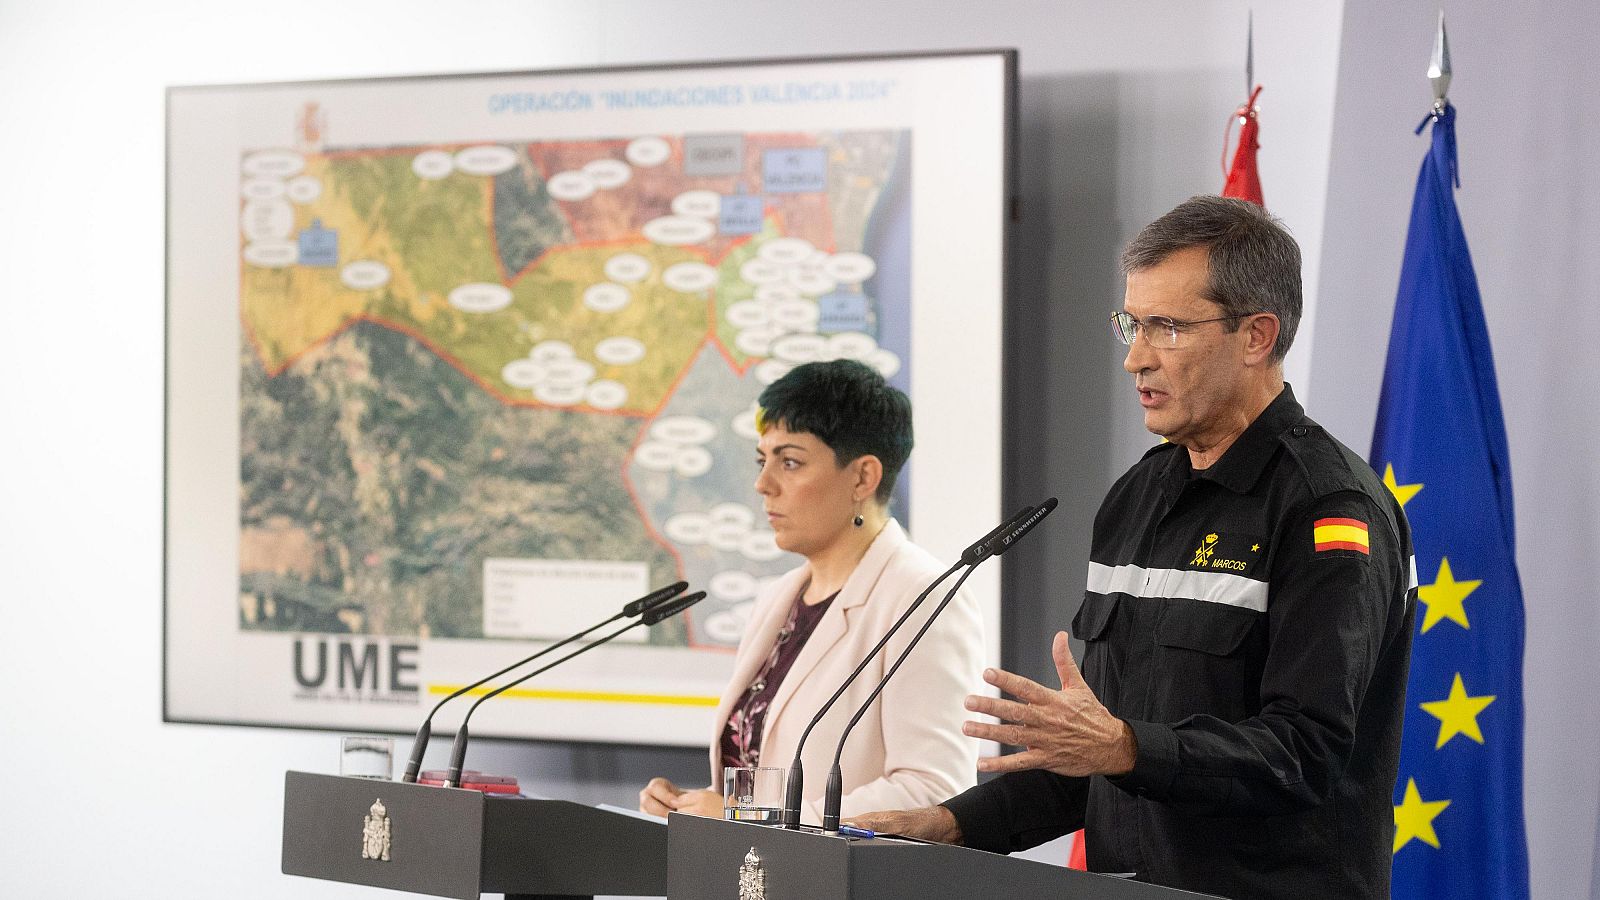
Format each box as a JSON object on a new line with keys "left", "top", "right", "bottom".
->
{"left": 235, "top": 120, "right": 911, "bottom": 652}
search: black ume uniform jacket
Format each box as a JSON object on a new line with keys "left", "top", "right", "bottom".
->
{"left": 944, "top": 387, "right": 1415, "bottom": 899}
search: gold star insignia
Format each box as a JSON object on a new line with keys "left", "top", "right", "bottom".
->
{"left": 1417, "top": 557, "right": 1479, "bottom": 634}
{"left": 1382, "top": 463, "right": 1424, "bottom": 509}
{"left": 1393, "top": 778, "right": 1450, "bottom": 854}
{"left": 1251, "top": 543, "right": 1260, "bottom": 552}
{"left": 1419, "top": 673, "right": 1496, "bottom": 749}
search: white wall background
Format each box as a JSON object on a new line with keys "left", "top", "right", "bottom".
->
{"left": 0, "top": 1, "right": 1351, "bottom": 897}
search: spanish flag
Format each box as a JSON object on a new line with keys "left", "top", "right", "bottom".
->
{"left": 1313, "top": 517, "right": 1370, "bottom": 554}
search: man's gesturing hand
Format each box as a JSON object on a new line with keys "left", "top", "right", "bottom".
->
{"left": 963, "top": 631, "right": 1138, "bottom": 778}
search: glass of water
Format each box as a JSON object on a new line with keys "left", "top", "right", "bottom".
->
{"left": 723, "top": 766, "right": 785, "bottom": 824}
{"left": 340, "top": 736, "right": 394, "bottom": 780}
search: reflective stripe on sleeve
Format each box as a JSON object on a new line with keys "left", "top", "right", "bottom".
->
{"left": 1087, "top": 562, "right": 1268, "bottom": 613}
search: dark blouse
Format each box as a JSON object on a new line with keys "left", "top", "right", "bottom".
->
{"left": 719, "top": 588, "right": 837, "bottom": 769}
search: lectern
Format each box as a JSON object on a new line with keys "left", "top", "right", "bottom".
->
{"left": 281, "top": 771, "right": 666, "bottom": 899}
{"left": 667, "top": 814, "right": 1223, "bottom": 899}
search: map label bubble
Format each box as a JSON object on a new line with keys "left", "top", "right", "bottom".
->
{"left": 818, "top": 290, "right": 871, "bottom": 333}
{"left": 651, "top": 415, "right": 717, "bottom": 445}
{"left": 755, "top": 284, "right": 800, "bottom": 303}
{"left": 340, "top": 260, "right": 391, "bottom": 291}
{"left": 710, "top": 569, "right": 759, "bottom": 601}
{"left": 583, "top": 158, "right": 631, "bottom": 189}
{"left": 243, "top": 241, "right": 297, "bottom": 268}
{"left": 242, "top": 149, "right": 306, "bottom": 178}
{"left": 724, "top": 300, "right": 770, "bottom": 329}
{"left": 582, "top": 282, "right": 631, "bottom": 313}
{"left": 585, "top": 379, "right": 628, "bottom": 410}
{"left": 720, "top": 194, "right": 764, "bottom": 235}
{"left": 771, "top": 332, "right": 828, "bottom": 364}
{"left": 544, "top": 358, "right": 597, "bottom": 385}
{"left": 671, "top": 189, "right": 721, "bottom": 219}
{"left": 547, "top": 170, "right": 597, "bottom": 202}
{"left": 411, "top": 150, "right": 455, "bottom": 180}
{"left": 286, "top": 175, "right": 323, "bottom": 204}
{"left": 603, "top": 253, "right": 651, "bottom": 283}
{"left": 786, "top": 265, "right": 837, "bottom": 297}
{"left": 501, "top": 359, "right": 549, "bottom": 389}
{"left": 731, "top": 405, "right": 762, "bottom": 439}
{"left": 449, "top": 283, "right": 514, "bottom": 313}
{"left": 534, "top": 382, "right": 585, "bottom": 406}
{"left": 529, "top": 340, "right": 576, "bottom": 363}
{"left": 702, "top": 608, "right": 749, "bottom": 644}
{"left": 634, "top": 440, "right": 680, "bottom": 472}
{"left": 741, "top": 531, "right": 785, "bottom": 562}
{"left": 595, "top": 336, "right": 646, "bottom": 366}
{"left": 675, "top": 445, "right": 714, "bottom": 478}
{"left": 241, "top": 198, "right": 294, "bottom": 242}
{"left": 823, "top": 251, "right": 877, "bottom": 284}
{"left": 739, "top": 258, "right": 784, "bottom": 286}
{"left": 241, "top": 178, "right": 286, "bottom": 201}
{"left": 454, "top": 144, "right": 518, "bottom": 176}
{"left": 683, "top": 134, "right": 745, "bottom": 176}
{"left": 735, "top": 325, "right": 782, "bottom": 357}
{"left": 753, "top": 358, "right": 794, "bottom": 385}
{"left": 708, "top": 522, "right": 746, "bottom": 552}
{"left": 663, "top": 512, "right": 712, "bottom": 545}
{"left": 758, "top": 237, "right": 815, "bottom": 266}
{"left": 663, "top": 261, "right": 718, "bottom": 293}
{"left": 867, "top": 348, "right": 902, "bottom": 378}
{"left": 642, "top": 215, "right": 715, "bottom": 246}
{"left": 709, "top": 502, "right": 756, "bottom": 529}
{"left": 827, "top": 331, "right": 879, "bottom": 361}
{"left": 772, "top": 298, "right": 821, "bottom": 331}
{"left": 625, "top": 136, "right": 672, "bottom": 168}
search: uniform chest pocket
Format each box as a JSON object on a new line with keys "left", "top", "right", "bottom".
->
{"left": 1150, "top": 602, "right": 1262, "bottom": 722}
{"left": 1155, "top": 602, "right": 1256, "bottom": 656}
{"left": 1071, "top": 592, "right": 1118, "bottom": 642}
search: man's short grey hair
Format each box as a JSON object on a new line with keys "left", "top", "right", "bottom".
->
{"left": 1121, "top": 195, "right": 1302, "bottom": 363}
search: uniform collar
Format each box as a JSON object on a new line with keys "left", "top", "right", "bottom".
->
{"left": 1168, "top": 383, "right": 1305, "bottom": 495}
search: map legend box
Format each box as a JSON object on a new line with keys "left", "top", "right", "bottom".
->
{"left": 483, "top": 559, "right": 650, "bottom": 642}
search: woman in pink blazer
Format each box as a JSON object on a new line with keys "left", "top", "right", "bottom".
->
{"left": 639, "top": 360, "right": 984, "bottom": 825}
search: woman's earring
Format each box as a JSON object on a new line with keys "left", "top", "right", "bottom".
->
{"left": 853, "top": 514, "right": 865, "bottom": 528}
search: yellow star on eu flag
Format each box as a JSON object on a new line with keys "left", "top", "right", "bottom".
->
{"left": 1419, "top": 673, "right": 1496, "bottom": 749}
{"left": 1382, "top": 463, "right": 1423, "bottom": 509}
{"left": 1417, "top": 557, "right": 1480, "bottom": 634}
{"left": 1394, "top": 778, "right": 1451, "bottom": 854}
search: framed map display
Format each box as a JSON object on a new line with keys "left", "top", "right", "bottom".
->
{"left": 165, "top": 51, "right": 1013, "bottom": 746}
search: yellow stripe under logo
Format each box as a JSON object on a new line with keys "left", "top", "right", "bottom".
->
{"left": 1314, "top": 524, "right": 1371, "bottom": 547}
{"left": 427, "top": 684, "right": 719, "bottom": 707}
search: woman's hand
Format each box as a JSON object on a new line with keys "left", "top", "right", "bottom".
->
{"left": 639, "top": 777, "right": 724, "bottom": 818}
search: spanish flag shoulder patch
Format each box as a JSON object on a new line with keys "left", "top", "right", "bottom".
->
{"left": 1313, "top": 517, "right": 1370, "bottom": 554}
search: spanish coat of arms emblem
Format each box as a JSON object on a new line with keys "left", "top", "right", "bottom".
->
{"left": 737, "top": 846, "right": 766, "bottom": 900}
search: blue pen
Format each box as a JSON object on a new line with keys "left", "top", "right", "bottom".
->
{"left": 838, "top": 825, "right": 876, "bottom": 839}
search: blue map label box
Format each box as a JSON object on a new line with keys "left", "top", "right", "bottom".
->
{"left": 683, "top": 134, "right": 745, "bottom": 176}
{"left": 298, "top": 219, "right": 339, "bottom": 267}
{"left": 719, "top": 194, "right": 764, "bottom": 235}
{"left": 763, "top": 148, "right": 827, "bottom": 193}
{"left": 817, "top": 290, "right": 872, "bottom": 333}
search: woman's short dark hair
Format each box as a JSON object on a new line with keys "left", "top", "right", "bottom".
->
{"left": 757, "top": 359, "right": 912, "bottom": 504}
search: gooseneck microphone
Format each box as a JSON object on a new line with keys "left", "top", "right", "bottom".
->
{"left": 443, "top": 590, "right": 706, "bottom": 787}
{"left": 821, "top": 497, "right": 1058, "bottom": 833}
{"left": 399, "top": 581, "right": 688, "bottom": 783}
{"left": 779, "top": 505, "right": 1038, "bottom": 830}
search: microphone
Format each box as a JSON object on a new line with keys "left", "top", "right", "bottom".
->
{"left": 820, "top": 497, "right": 1058, "bottom": 832}
{"left": 443, "top": 590, "right": 707, "bottom": 787}
{"left": 779, "top": 505, "right": 1037, "bottom": 829}
{"left": 399, "top": 581, "right": 687, "bottom": 783}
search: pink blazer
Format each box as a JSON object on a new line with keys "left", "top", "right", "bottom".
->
{"left": 708, "top": 519, "right": 984, "bottom": 824}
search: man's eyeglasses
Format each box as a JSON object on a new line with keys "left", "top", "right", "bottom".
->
{"left": 1109, "top": 311, "right": 1254, "bottom": 349}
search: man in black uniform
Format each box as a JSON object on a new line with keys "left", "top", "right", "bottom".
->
{"left": 853, "top": 196, "right": 1415, "bottom": 899}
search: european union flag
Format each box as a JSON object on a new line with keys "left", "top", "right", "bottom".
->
{"left": 1371, "top": 104, "right": 1529, "bottom": 898}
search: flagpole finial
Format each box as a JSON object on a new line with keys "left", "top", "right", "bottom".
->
{"left": 1246, "top": 9, "right": 1255, "bottom": 98}
{"left": 1428, "top": 9, "right": 1451, "bottom": 113}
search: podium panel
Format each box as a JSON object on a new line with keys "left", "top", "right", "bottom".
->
{"left": 282, "top": 771, "right": 666, "bottom": 899}
{"left": 667, "top": 814, "right": 1222, "bottom": 900}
